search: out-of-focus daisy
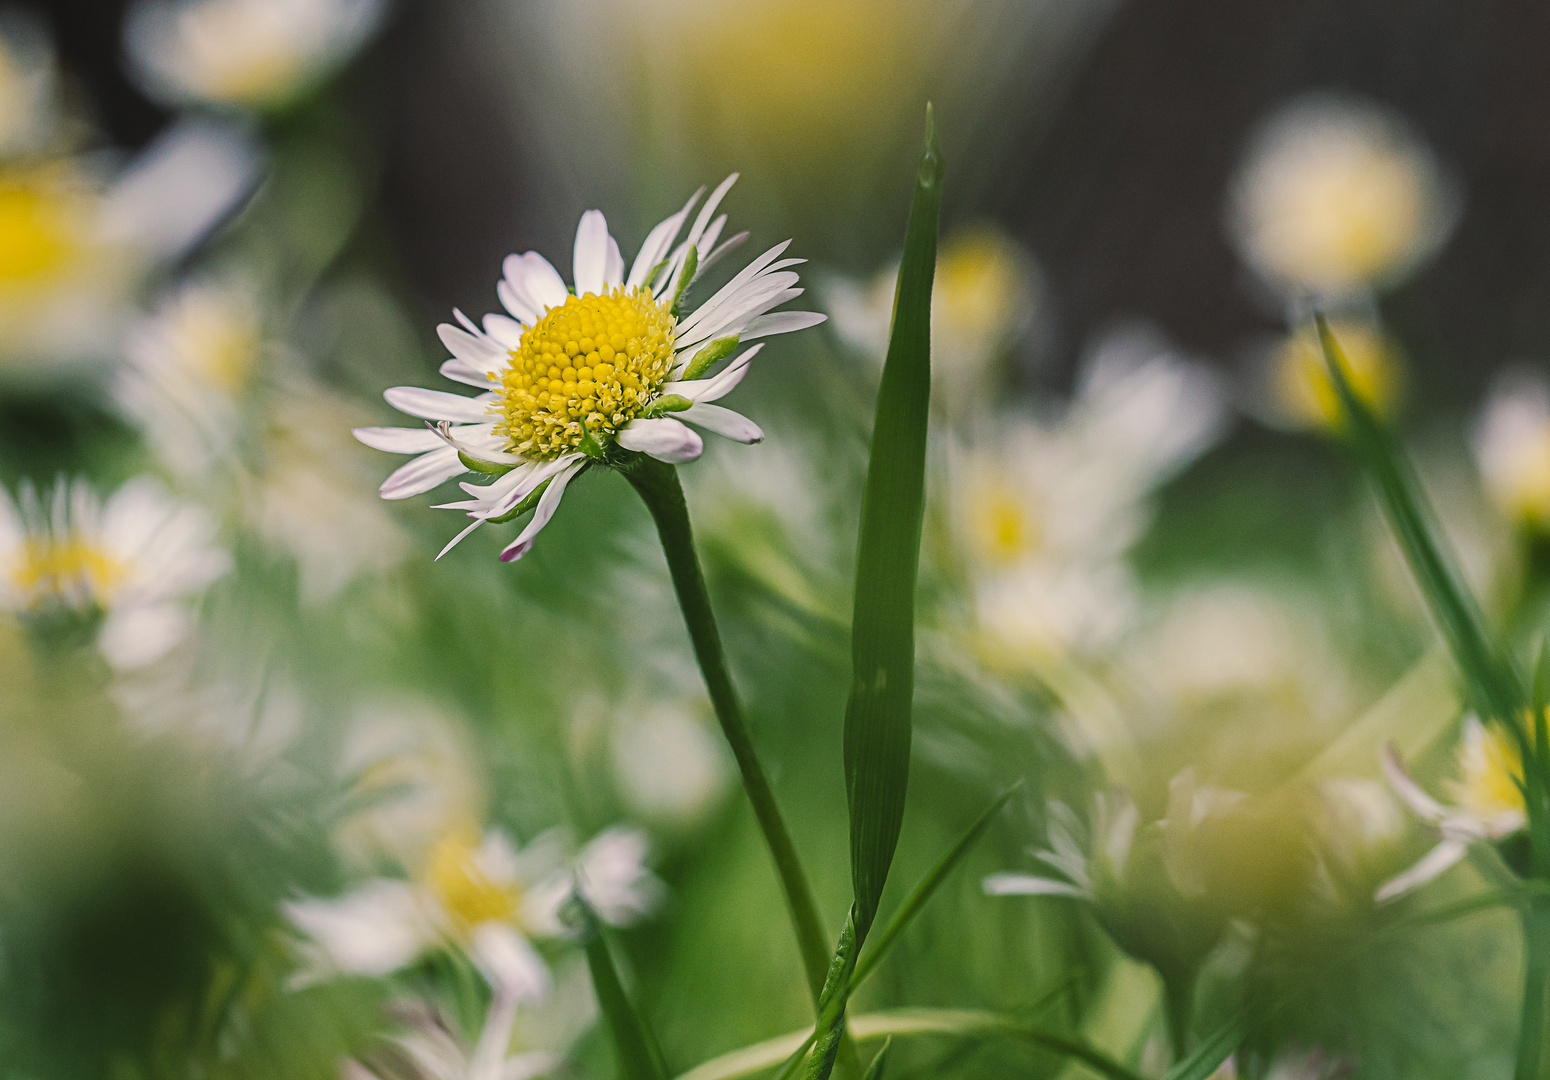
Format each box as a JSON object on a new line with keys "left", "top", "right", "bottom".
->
{"left": 1227, "top": 94, "right": 1457, "bottom": 300}
{"left": 608, "top": 698, "right": 730, "bottom": 826}
{"left": 125, "top": 0, "right": 384, "bottom": 111}
{"left": 0, "top": 12, "right": 57, "bottom": 159}
{"left": 355, "top": 175, "right": 824, "bottom": 562}
{"left": 286, "top": 820, "right": 661, "bottom": 994}
{"left": 962, "top": 326, "right": 1226, "bottom": 662}
{"left": 0, "top": 120, "right": 258, "bottom": 375}
{"left": 1263, "top": 318, "right": 1402, "bottom": 432}
{"left": 1474, "top": 367, "right": 1550, "bottom": 533}
{"left": 826, "top": 225, "right": 1038, "bottom": 421}
{"left": 0, "top": 476, "right": 230, "bottom": 669}
{"left": 348, "top": 995, "right": 555, "bottom": 1080}
{"left": 1377, "top": 718, "right": 1527, "bottom": 902}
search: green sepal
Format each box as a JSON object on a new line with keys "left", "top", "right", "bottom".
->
{"left": 671, "top": 244, "right": 699, "bottom": 318}
{"left": 579, "top": 419, "right": 609, "bottom": 461}
{"left": 645, "top": 256, "right": 673, "bottom": 293}
{"left": 682, "top": 335, "right": 740, "bottom": 381}
{"left": 486, "top": 476, "right": 554, "bottom": 524}
{"left": 458, "top": 451, "right": 517, "bottom": 476}
{"left": 643, "top": 394, "right": 693, "bottom": 418}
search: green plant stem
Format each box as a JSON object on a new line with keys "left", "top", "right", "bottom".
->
{"left": 1162, "top": 970, "right": 1195, "bottom": 1064}
{"left": 1520, "top": 898, "right": 1550, "bottom": 1080}
{"left": 624, "top": 455, "right": 832, "bottom": 1004}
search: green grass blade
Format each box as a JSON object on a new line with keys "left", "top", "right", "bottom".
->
{"left": 849, "top": 784, "right": 1019, "bottom": 991}
{"left": 1160, "top": 1010, "right": 1246, "bottom": 1080}
{"left": 580, "top": 902, "right": 669, "bottom": 1080}
{"left": 804, "top": 910, "right": 860, "bottom": 1080}
{"left": 1315, "top": 314, "right": 1523, "bottom": 724}
{"left": 861, "top": 1039, "right": 891, "bottom": 1080}
{"left": 843, "top": 104, "right": 943, "bottom": 944}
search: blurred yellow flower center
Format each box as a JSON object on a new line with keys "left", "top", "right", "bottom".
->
{"left": 12, "top": 537, "right": 123, "bottom": 607}
{"left": 1275, "top": 321, "right": 1400, "bottom": 431}
{"left": 0, "top": 170, "right": 82, "bottom": 290}
{"left": 1450, "top": 721, "right": 1526, "bottom": 820}
{"left": 935, "top": 230, "right": 1022, "bottom": 339}
{"left": 968, "top": 481, "right": 1042, "bottom": 567}
{"left": 494, "top": 288, "right": 678, "bottom": 461}
{"left": 1273, "top": 148, "right": 1425, "bottom": 287}
{"left": 179, "top": 5, "right": 309, "bottom": 105}
{"left": 172, "top": 294, "right": 260, "bottom": 391}
{"left": 422, "top": 825, "right": 521, "bottom": 933}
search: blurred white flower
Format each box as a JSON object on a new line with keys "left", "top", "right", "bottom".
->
{"left": 962, "top": 325, "right": 1226, "bottom": 661}
{"left": 523, "top": 826, "right": 665, "bottom": 937}
{"left": 826, "top": 225, "right": 1038, "bottom": 421}
{"left": 0, "top": 475, "right": 230, "bottom": 669}
{"left": 0, "top": 12, "right": 57, "bottom": 159}
{"left": 350, "top": 994, "right": 556, "bottom": 1080}
{"left": 1227, "top": 93, "right": 1458, "bottom": 299}
{"left": 125, "top": 0, "right": 385, "bottom": 111}
{"left": 1474, "top": 366, "right": 1550, "bottom": 532}
{"left": 0, "top": 119, "right": 258, "bottom": 375}
{"left": 1262, "top": 317, "right": 1403, "bottom": 432}
{"left": 1377, "top": 717, "right": 1527, "bottom": 902}
{"left": 355, "top": 175, "right": 825, "bottom": 562}
{"left": 609, "top": 699, "right": 730, "bottom": 826}
{"left": 1212, "top": 1049, "right": 1352, "bottom": 1080}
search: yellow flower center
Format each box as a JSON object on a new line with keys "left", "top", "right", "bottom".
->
{"left": 965, "top": 471, "right": 1042, "bottom": 568}
{"left": 494, "top": 288, "right": 677, "bottom": 461}
{"left": 934, "top": 229, "right": 1023, "bottom": 341}
{"left": 12, "top": 536, "right": 124, "bottom": 607}
{"left": 0, "top": 168, "right": 85, "bottom": 291}
{"left": 422, "top": 824, "right": 521, "bottom": 934}
{"left": 1274, "top": 320, "right": 1401, "bottom": 431}
{"left": 1450, "top": 721, "right": 1526, "bottom": 820}
{"left": 171, "top": 291, "right": 260, "bottom": 391}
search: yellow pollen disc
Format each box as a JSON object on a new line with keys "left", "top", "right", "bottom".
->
{"left": 0, "top": 168, "right": 85, "bottom": 290}
{"left": 1450, "top": 720, "right": 1527, "bottom": 820}
{"left": 12, "top": 536, "right": 124, "bottom": 607}
{"left": 422, "top": 823, "right": 522, "bottom": 933}
{"left": 1274, "top": 320, "right": 1401, "bottom": 431}
{"left": 494, "top": 287, "right": 677, "bottom": 461}
{"left": 966, "top": 475, "right": 1042, "bottom": 568}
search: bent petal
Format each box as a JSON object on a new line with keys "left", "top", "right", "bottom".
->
{"left": 1381, "top": 743, "right": 1450, "bottom": 824}
{"left": 1374, "top": 837, "right": 1470, "bottom": 903}
{"left": 617, "top": 417, "right": 703, "bottom": 463}
{"left": 982, "top": 873, "right": 1088, "bottom": 900}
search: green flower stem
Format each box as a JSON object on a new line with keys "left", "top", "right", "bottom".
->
{"left": 624, "top": 454, "right": 832, "bottom": 1004}
{"left": 1162, "top": 970, "right": 1196, "bottom": 1064}
{"left": 1519, "top": 897, "right": 1550, "bottom": 1080}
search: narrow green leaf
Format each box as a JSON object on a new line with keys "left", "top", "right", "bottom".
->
{"left": 804, "top": 910, "right": 860, "bottom": 1080}
{"left": 1316, "top": 314, "right": 1523, "bottom": 724}
{"left": 774, "top": 1036, "right": 818, "bottom": 1080}
{"left": 849, "top": 784, "right": 1019, "bottom": 991}
{"left": 844, "top": 103, "right": 943, "bottom": 943}
{"left": 580, "top": 902, "right": 669, "bottom": 1080}
{"left": 1160, "top": 1010, "right": 1246, "bottom": 1080}
{"left": 861, "top": 1039, "right": 892, "bottom": 1080}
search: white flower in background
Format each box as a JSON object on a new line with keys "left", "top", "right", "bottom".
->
{"left": 1474, "top": 367, "right": 1550, "bottom": 532}
{"left": 116, "top": 668, "right": 303, "bottom": 764}
{"left": 125, "top": 0, "right": 384, "bottom": 111}
{"left": 0, "top": 119, "right": 259, "bottom": 375}
{"left": 348, "top": 995, "right": 555, "bottom": 1080}
{"left": 1262, "top": 317, "right": 1403, "bottom": 431}
{"left": 355, "top": 174, "right": 826, "bottom": 562}
{"left": 609, "top": 699, "right": 730, "bottom": 826}
{"left": 826, "top": 225, "right": 1038, "bottom": 421}
{"left": 962, "top": 325, "right": 1226, "bottom": 661}
{"left": 286, "top": 820, "right": 661, "bottom": 994}
{"left": 0, "top": 476, "right": 230, "bottom": 669}
{"left": 1211, "top": 1049, "right": 1352, "bottom": 1080}
{"left": 983, "top": 792, "right": 1139, "bottom": 905}
{"left": 1378, "top": 718, "right": 1527, "bottom": 902}
{"left": 0, "top": 12, "right": 57, "bottom": 159}
{"left": 1227, "top": 93, "right": 1458, "bottom": 299}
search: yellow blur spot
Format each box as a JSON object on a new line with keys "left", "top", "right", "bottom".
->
{"left": 0, "top": 166, "right": 86, "bottom": 291}
{"left": 965, "top": 476, "right": 1041, "bottom": 568}
{"left": 1449, "top": 720, "right": 1526, "bottom": 820}
{"left": 169, "top": 290, "right": 261, "bottom": 391}
{"left": 12, "top": 536, "right": 123, "bottom": 607}
{"left": 421, "top": 820, "right": 521, "bottom": 934}
{"left": 934, "top": 228, "right": 1026, "bottom": 343}
{"left": 171, "top": 3, "right": 310, "bottom": 106}
{"left": 1273, "top": 320, "right": 1401, "bottom": 431}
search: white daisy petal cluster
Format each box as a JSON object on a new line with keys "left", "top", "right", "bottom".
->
{"left": 1377, "top": 718, "right": 1528, "bottom": 902}
{"left": 347, "top": 997, "right": 556, "bottom": 1080}
{"left": 355, "top": 175, "right": 825, "bottom": 562}
{"left": 286, "top": 820, "right": 662, "bottom": 999}
{"left": 125, "top": 0, "right": 384, "bottom": 111}
{"left": 0, "top": 476, "right": 230, "bottom": 669}
{"left": 1473, "top": 367, "right": 1550, "bottom": 533}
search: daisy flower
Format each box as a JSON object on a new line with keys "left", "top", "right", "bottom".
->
{"left": 347, "top": 996, "right": 555, "bottom": 1080}
{"left": 1377, "top": 718, "right": 1528, "bottom": 902}
{"left": 1473, "top": 367, "right": 1550, "bottom": 533}
{"left": 0, "top": 475, "right": 230, "bottom": 669}
{"left": 354, "top": 175, "right": 825, "bottom": 562}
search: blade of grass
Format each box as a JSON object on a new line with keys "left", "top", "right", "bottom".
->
{"left": 579, "top": 901, "right": 669, "bottom": 1080}
{"left": 849, "top": 784, "right": 1019, "bottom": 991}
{"left": 1159, "top": 1010, "right": 1246, "bottom": 1080}
{"left": 861, "top": 1039, "right": 891, "bottom": 1080}
{"left": 843, "top": 103, "right": 943, "bottom": 945}
{"left": 805, "top": 911, "right": 860, "bottom": 1080}
{"left": 1315, "top": 314, "right": 1522, "bottom": 724}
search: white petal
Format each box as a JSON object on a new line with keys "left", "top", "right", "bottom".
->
{"left": 484, "top": 312, "right": 526, "bottom": 347}
{"left": 675, "top": 240, "right": 791, "bottom": 335}
{"left": 573, "top": 209, "right": 609, "bottom": 297}
{"left": 1374, "top": 838, "right": 1470, "bottom": 903}
{"left": 627, "top": 187, "right": 702, "bottom": 288}
{"left": 497, "top": 279, "right": 538, "bottom": 326}
{"left": 687, "top": 174, "right": 738, "bottom": 248}
{"left": 742, "top": 310, "right": 827, "bottom": 340}
{"left": 440, "top": 357, "right": 499, "bottom": 389}
{"left": 284, "top": 880, "right": 436, "bottom": 979}
{"left": 354, "top": 426, "right": 446, "bottom": 454}
{"left": 1381, "top": 743, "right": 1449, "bottom": 824}
{"left": 503, "top": 251, "right": 569, "bottom": 314}
{"left": 576, "top": 827, "right": 664, "bottom": 927}
{"left": 701, "top": 229, "right": 750, "bottom": 273}
{"left": 431, "top": 421, "right": 523, "bottom": 465}
{"left": 384, "top": 386, "right": 494, "bottom": 424}
{"left": 604, "top": 235, "right": 625, "bottom": 288}
{"left": 437, "top": 322, "right": 507, "bottom": 367}
{"left": 982, "top": 873, "right": 1088, "bottom": 899}
{"left": 617, "top": 417, "right": 703, "bottom": 464}
{"left": 98, "top": 602, "right": 189, "bottom": 670}
{"left": 468, "top": 922, "right": 551, "bottom": 1001}
{"left": 381, "top": 446, "right": 465, "bottom": 499}
{"left": 676, "top": 281, "right": 804, "bottom": 351}
{"left": 667, "top": 345, "right": 762, "bottom": 401}
{"left": 499, "top": 459, "right": 585, "bottom": 562}
{"left": 682, "top": 403, "right": 762, "bottom": 443}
